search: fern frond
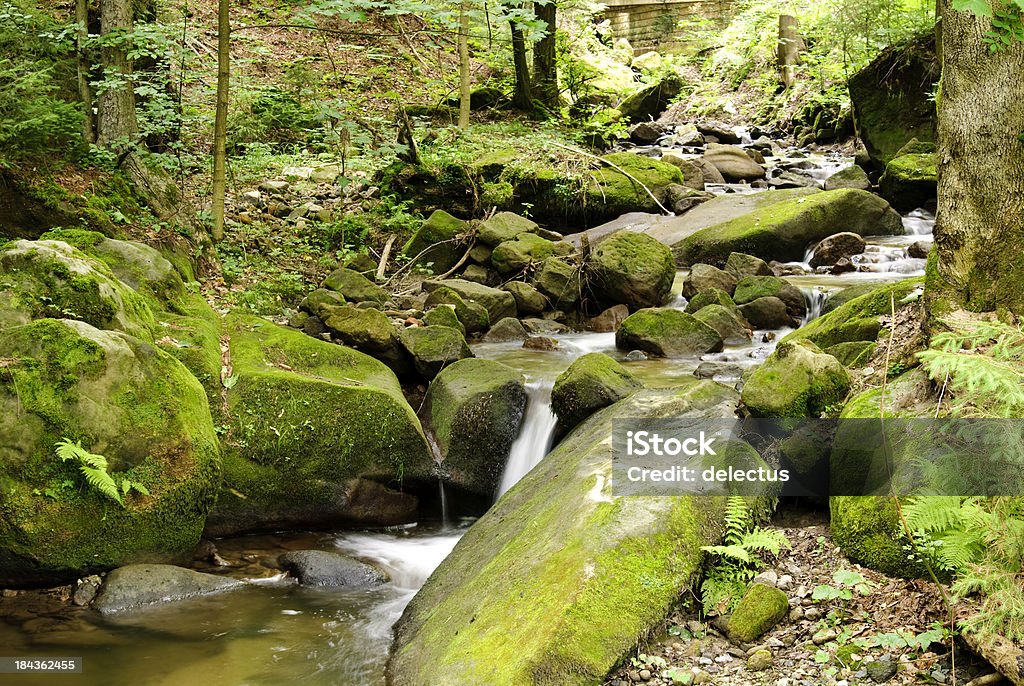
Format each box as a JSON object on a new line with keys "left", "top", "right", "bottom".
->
{"left": 740, "top": 528, "right": 792, "bottom": 556}
{"left": 701, "top": 544, "right": 752, "bottom": 564}
{"left": 80, "top": 466, "right": 122, "bottom": 505}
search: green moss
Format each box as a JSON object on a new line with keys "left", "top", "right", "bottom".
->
{"left": 782, "top": 278, "right": 923, "bottom": 349}
{"left": 424, "top": 286, "right": 490, "bottom": 333}
{"left": 684, "top": 288, "right": 736, "bottom": 314}
{"left": 733, "top": 276, "right": 786, "bottom": 305}
{"left": 552, "top": 352, "right": 643, "bottom": 431}
{"left": 586, "top": 153, "right": 683, "bottom": 215}
{"left": 829, "top": 497, "right": 930, "bottom": 578}
{"left": 825, "top": 341, "right": 876, "bottom": 367}
{"left": 491, "top": 233, "right": 571, "bottom": 274}
{"left": 423, "top": 304, "right": 465, "bottom": 334}
{"left": 675, "top": 189, "right": 904, "bottom": 266}
{"left": 399, "top": 325, "right": 473, "bottom": 379}
{"left": 402, "top": 210, "right": 469, "bottom": 274}
{"left": 322, "top": 268, "right": 389, "bottom": 305}
{"left": 587, "top": 231, "right": 676, "bottom": 310}
{"left": 616, "top": 308, "right": 723, "bottom": 357}
{"left": 477, "top": 212, "right": 539, "bottom": 247}
{"left": 742, "top": 340, "right": 851, "bottom": 418}
{"left": 879, "top": 153, "right": 937, "bottom": 212}
{"left": 727, "top": 583, "right": 789, "bottom": 643}
{"left": 693, "top": 304, "right": 751, "bottom": 343}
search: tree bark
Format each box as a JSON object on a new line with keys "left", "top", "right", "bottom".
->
{"left": 777, "top": 15, "right": 799, "bottom": 89}
{"left": 212, "top": 0, "right": 230, "bottom": 242}
{"left": 532, "top": 1, "right": 558, "bottom": 108}
{"left": 76, "top": 0, "right": 96, "bottom": 143}
{"left": 96, "top": 0, "right": 138, "bottom": 148}
{"left": 509, "top": 10, "right": 532, "bottom": 110}
{"left": 458, "top": 4, "right": 471, "bottom": 128}
{"left": 931, "top": 2, "right": 1024, "bottom": 314}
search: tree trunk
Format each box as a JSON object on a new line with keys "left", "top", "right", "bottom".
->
{"left": 212, "top": 0, "right": 230, "bottom": 242}
{"left": 76, "top": 0, "right": 95, "bottom": 143}
{"left": 532, "top": 1, "right": 558, "bottom": 108}
{"left": 96, "top": 0, "right": 138, "bottom": 148}
{"left": 777, "top": 15, "right": 799, "bottom": 89}
{"left": 931, "top": 2, "right": 1024, "bottom": 314}
{"left": 458, "top": 4, "right": 471, "bottom": 128}
{"left": 509, "top": 12, "right": 532, "bottom": 110}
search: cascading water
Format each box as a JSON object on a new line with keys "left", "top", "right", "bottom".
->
{"left": 496, "top": 381, "right": 558, "bottom": 497}
{"left": 800, "top": 286, "right": 831, "bottom": 324}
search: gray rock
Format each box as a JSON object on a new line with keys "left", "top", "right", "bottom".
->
{"left": 809, "top": 232, "right": 867, "bottom": 267}
{"left": 483, "top": 317, "right": 529, "bottom": 342}
{"left": 866, "top": 659, "right": 897, "bottom": 683}
{"left": 739, "top": 297, "right": 793, "bottom": 329}
{"left": 502, "top": 281, "right": 546, "bottom": 315}
{"left": 703, "top": 144, "right": 766, "bottom": 182}
{"left": 93, "top": 565, "right": 243, "bottom": 615}
{"left": 72, "top": 575, "right": 102, "bottom": 606}
{"left": 279, "top": 550, "right": 388, "bottom": 587}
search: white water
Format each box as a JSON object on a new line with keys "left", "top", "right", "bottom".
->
{"left": 497, "top": 381, "right": 558, "bottom": 497}
{"left": 800, "top": 285, "right": 832, "bottom": 325}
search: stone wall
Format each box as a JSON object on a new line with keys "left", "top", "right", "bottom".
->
{"left": 602, "top": 0, "right": 735, "bottom": 51}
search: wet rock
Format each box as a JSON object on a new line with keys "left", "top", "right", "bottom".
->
{"left": 739, "top": 297, "right": 792, "bottom": 329}
{"left": 586, "top": 231, "right": 675, "bottom": 310}
{"left": 733, "top": 276, "right": 806, "bottom": 319}
{"left": 521, "top": 318, "right": 570, "bottom": 335}
{"left": 831, "top": 257, "right": 856, "bottom": 274}
{"left": 587, "top": 304, "right": 630, "bottom": 332}
{"left": 483, "top": 317, "right": 529, "bottom": 343}
{"left": 72, "top": 576, "right": 102, "bottom": 606}
{"left": 502, "top": 281, "right": 546, "bottom": 315}
{"left": 625, "top": 350, "right": 648, "bottom": 362}
{"left": 725, "top": 252, "right": 774, "bottom": 279}
{"left": 741, "top": 340, "right": 850, "bottom": 417}
{"left": 907, "top": 240, "right": 931, "bottom": 259}
{"left": 93, "top": 565, "right": 243, "bottom": 615}
{"left": 824, "top": 165, "right": 872, "bottom": 191}
{"left": 616, "top": 308, "right": 723, "bottom": 357}
{"left": 552, "top": 352, "right": 644, "bottom": 431}
{"left": 809, "top": 232, "right": 867, "bottom": 268}
{"left": 681, "top": 264, "right": 738, "bottom": 298}
{"left": 703, "top": 144, "right": 766, "bottom": 182}
{"left": 523, "top": 336, "right": 560, "bottom": 351}
{"left": 278, "top": 550, "right": 388, "bottom": 588}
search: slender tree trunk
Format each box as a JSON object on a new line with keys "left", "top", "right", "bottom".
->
{"left": 458, "top": 5, "right": 471, "bottom": 128}
{"left": 777, "top": 15, "right": 799, "bottom": 89}
{"left": 509, "top": 12, "right": 532, "bottom": 110}
{"left": 532, "top": 1, "right": 558, "bottom": 108}
{"left": 930, "top": 2, "right": 1024, "bottom": 314}
{"left": 76, "top": 0, "right": 96, "bottom": 143}
{"left": 212, "top": 0, "right": 230, "bottom": 242}
{"left": 96, "top": 0, "right": 138, "bottom": 147}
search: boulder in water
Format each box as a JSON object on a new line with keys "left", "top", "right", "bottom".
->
{"left": 809, "top": 232, "right": 867, "bottom": 267}
{"left": 693, "top": 304, "right": 752, "bottom": 344}
{"left": 483, "top": 317, "right": 529, "bottom": 342}
{"left": 616, "top": 308, "right": 723, "bottom": 357}
{"left": 702, "top": 144, "right": 766, "bottom": 182}
{"left": 684, "top": 287, "right": 736, "bottom": 314}
{"left": 551, "top": 352, "right": 644, "bottom": 431}
{"left": 586, "top": 304, "right": 630, "bottom": 332}
{"left": 741, "top": 340, "right": 850, "bottom": 418}
{"left": 660, "top": 154, "right": 705, "bottom": 190}
{"left": 733, "top": 276, "right": 806, "bottom": 319}
{"left": 879, "top": 152, "right": 937, "bottom": 212}
{"left": 585, "top": 231, "right": 675, "bottom": 311}
{"left": 423, "top": 359, "right": 527, "bottom": 497}
{"left": 93, "top": 565, "right": 243, "bottom": 615}
{"left": 681, "top": 263, "right": 737, "bottom": 298}
{"left": 399, "top": 325, "right": 474, "bottom": 379}
{"left": 278, "top": 550, "right": 388, "bottom": 588}
{"left": 739, "top": 296, "right": 793, "bottom": 329}
{"left": 725, "top": 252, "right": 774, "bottom": 279}
{"left": 824, "top": 165, "right": 871, "bottom": 191}
{"left": 907, "top": 240, "right": 931, "bottom": 259}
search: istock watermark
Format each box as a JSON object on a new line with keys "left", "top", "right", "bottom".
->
{"left": 611, "top": 418, "right": 1024, "bottom": 498}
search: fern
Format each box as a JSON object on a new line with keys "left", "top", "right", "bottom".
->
{"left": 54, "top": 438, "right": 126, "bottom": 506}
{"left": 699, "top": 496, "right": 791, "bottom": 615}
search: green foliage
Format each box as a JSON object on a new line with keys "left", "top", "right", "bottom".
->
{"left": 699, "top": 496, "right": 790, "bottom": 614}
{"left": 953, "top": 0, "right": 1024, "bottom": 52}
{"left": 55, "top": 438, "right": 123, "bottom": 506}
{"left": 811, "top": 568, "right": 875, "bottom": 601}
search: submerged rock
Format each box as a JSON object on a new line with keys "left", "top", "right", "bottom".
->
{"left": 278, "top": 550, "right": 388, "bottom": 588}
{"left": 92, "top": 564, "right": 243, "bottom": 615}
{"left": 551, "top": 352, "right": 644, "bottom": 431}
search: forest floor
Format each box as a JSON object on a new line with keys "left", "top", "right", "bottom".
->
{"left": 605, "top": 506, "right": 996, "bottom": 686}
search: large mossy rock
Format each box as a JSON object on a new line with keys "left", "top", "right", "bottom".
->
{"left": 693, "top": 304, "right": 751, "bottom": 344}
{"left": 878, "top": 153, "right": 937, "bottom": 212}
{"left": 576, "top": 153, "right": 684, "bottom": 226}
{"left": 320, "top": 305, "right": 410, "bottom": 376}
{"left": 477, "top": 212, "right": 539, "bottom": 247}
{"left": 585, "top": 230, "right": 676, "bottom": 310}
{"left": 424, "top": 286, "right": 490, "bottom": 334}
{"left": 399, "top": 325, "right": 474, "bottom": 379}
{"left": 551, "top": 352, "right": 643, "bottom": 431}
{"left": 847, "top": 32, "right": 938, "bottom": 168}
{"left": 674, "top": 189, "right": 903, "bottom": 266}
{"left": 402, "top": 210, "right": 469, "bottom": 274}
{"left": 741, "top": 340, "right": 850, "bottom": 418}
{"left": 422, "top": 359, "right": 527, "bottom": 497}
{"left": 423, "top": 278, "right": 518, "bottom": 323}
{"left": 727, "top": 582, "right": 789, "bottom": 643}
{"left": 618, "top": 76, "right": 685, "bottom": 122}
{"left": 733, "top": 275, "right": 806, "bottom": 319}
{"left": 388, "top": 382, "right": 741, "bottom": 686}
{"left": 491, "top": 233, "right": 571, "bottom": 274}
{"left": 534, "top": 257, "right": 581, "bottom": 309}
{"left": 616, "top": 308, "right": 723, "bottom": 357}
{"left": 322, "top": 267, "right": 389, "bottom": 306}
{"left": 0, "top": 319, "right": 221, "bottom": 586}
{"left": 782, "top": 278, "right": 923, "bottom": 349}
{"left": 207, "top": 316, "right": 433, "bottom": 536}
{"left": 0, "top": 239, "right": 156, "bottom": 340}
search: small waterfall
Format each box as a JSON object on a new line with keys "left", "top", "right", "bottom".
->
{"left": 497, "top": 381, "right": 558, "bottom": 497}
{"left": 800, "top": 286, "right": 830, "bottom": 325}
{"left": 901, "top": 208, "right": 936, "bottom": 236}
{"left": 438, "top": 479, "right": 451, "bottom": 530}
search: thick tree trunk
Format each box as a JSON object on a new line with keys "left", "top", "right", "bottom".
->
{"left": 96, "top": 0, "right": 138, "bottom": 147}
{"left": 532, "top": 1, "right": 558, "bottom": 108}
{"left": 777, "top": 15, "right": 798, "bottom": 89}
{"left": 509, "top": 15, "right": 532, "bottom": 110}
{"left": 931, "top": 2, "right": 1024, "bottom": 314}
{"left": 76, "top": 0, "right": 96, "bottom": 143}
{"left": 212, "top": 0, "right": 230, "bottom": 242}
{"left": 458, "top": 5, "right": 471, "bottom": 128}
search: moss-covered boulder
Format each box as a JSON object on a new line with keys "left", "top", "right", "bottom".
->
{"left": 551, "top": 352, "right": 643, "bottom": 431}
{"left": 207, "top": 316, "right": 432, "bottom": 536}
{"left": 725, "top": 252, "right": 773, "bottom": 279}
{"left": 388, "top": 382, "right": 742, "bottom": 686}
{"left": 579, "top": 153, "right": 685, "bottom": 225}
{"left": 586, "top": 231, "right": 676, "bottom": 311}
{"left": 824, "top": 165, "right": 872, "bottom": 191}
{"left": 422, "top": 359, "right": 527, "bottom": 497}
{"left": 423, "top": 304, "right": 465, "bottom": 334}
{"left": 727, "top": 583, "right": 789, "bottom": 643}
{"left": 830, "top": 497, "right": 929, "bottom": 578}
{"left": 502, "top": 281, "right": 546, "bottom": 315}
{"left": 616, "top": 308, "right": 724, "bottom": 357}
{"left": 674, "top": 189, "right": 903, "bottom": 266}
{"left": 0, "top": 319, "right": 221, "bottom": 586}
{"left": 424, "top": 286, "right": 490, "bottom": 334}
{"left": 781, "top": 278, "right": 923, "bottom": 349}
{"left": 879, "top": 153, "right": 937, "bottom": 212}
{"left": 399, "top": 326, "right": 474, "bottom": 379}
{"left": 733, "top": 276, "right": 806, "bottom": 319}
{"left": 320, "top": 305, "right": 410, "bottom": 375}
{"left": 534, "top": 257, "right": 581, "bottom": 309}
{"left": 684, "top": 287, "right": 736, "bottom": 314}
{"left": 402, "top": 210, "right": 469, "bottom": 274}
{"left": 739, "top": 296, "right": 793, "bottom": 329}
{"left": 618, "top": 76, "right": 684, "bottom": 122}
{"left": 322, "top": 267, "right": 389, "bottom": 306}
{"left": 423, "top": 278, "right": 517, "bottom": 323}
{"left": 825, "top": 341, "right": 876, "bottom": 367}
{"left": 491, "top": 233, "right": 571, "bottom": 274}
{"left": 694, "top": 304, "right": 752, "bottom": 344}
{"left": 0, "top": 239, "right": 156, "bottom": 340}
{"left": 298, "top": 288, "right": 345, "bottom": 319}
{"left": 741, "top": 340, "right": 850, "bottom": 418}
{"left": 477, "top": 212, "right": 539, "bottom": 247}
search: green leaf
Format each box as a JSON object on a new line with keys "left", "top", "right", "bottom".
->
{"left": 953, "top": 0, "right": 994, "bottom": 16}
{"left": 222, "top": 374, "right": 239, "bottom": 389}
{"left": 812, "top": 584, "right": 844, "bottom": 601}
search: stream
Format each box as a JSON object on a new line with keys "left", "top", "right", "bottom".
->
{"left": 0, "top": 146, "right": 934, "bottom": 685}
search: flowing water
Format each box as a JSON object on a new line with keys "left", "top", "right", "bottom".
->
{"left": 0, "top": 152, "right": 935, "bottom": 684}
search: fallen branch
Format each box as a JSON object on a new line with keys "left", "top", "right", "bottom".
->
{"left": 435, "top": 239, "right": 477, "bottom": 280}
{"left": 547, "top": 142, "right": 673, "bottom": 216}
{"left": 377, "top": 234, "right": 397, "bottom": 281}
{"left": 966, "top": 673, "right": 1007, "bottom": 686}
{"left": 961, "top": 629, "right": 1023, "bottom": 686}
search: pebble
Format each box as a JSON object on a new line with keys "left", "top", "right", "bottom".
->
{"left": 867, "top": 659, "right": 898, "bottom": 682}
{"left": 788, "top": 606, "right": 804, "bottom": 621}
{"left": 747, "top": 649, "right": 773, "bottom": 671}
{"left": 753, "top": 570, "right": 778, "bottom": 587}
{"left": 777, "top": 574, "right": 794, "bottom": 590}
{"left": 812, "top": 628, "right": 838, "bottom": 645}
{"left": 639, "top": 668, "right": 652, "bottom": 681}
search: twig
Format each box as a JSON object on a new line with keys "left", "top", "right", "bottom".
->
{"left": 965, "top": 673, "right": 1006, "bottom": 686}
{"left": 435, "top": 239, "right": 477, "bottom": 280}
{"left": 377, "top": 234, "right": 396, "bottom": 281}
{"left": 547, "top": 142, "right": 673, "bottom": 216}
